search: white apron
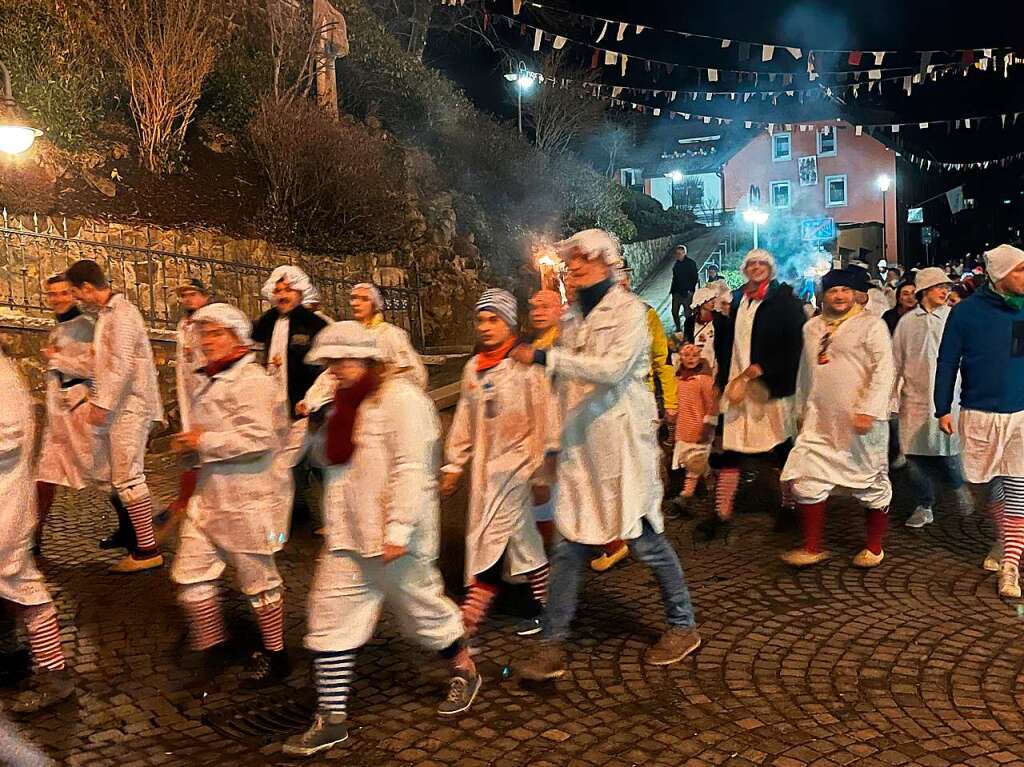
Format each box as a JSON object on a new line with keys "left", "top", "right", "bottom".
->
{"left": 893, "top": 305, "right": 961, "bottom": 457}
{"left": 959, "top": 409, "right": 1024, "bottom": 484}
{"left": 175, "top": 315, "right": 205, "bottom": 430}
{"left": 722, "top": 295, "right": 795, "bottom": 454}
{"left": 443, "top": 357, "right": 548, "bottom": 584}
{"left": 782, "top": 311, "right": 895, "bottom": 490}
{"left": 36, "top": 312, "right": 95, "bottom": 489}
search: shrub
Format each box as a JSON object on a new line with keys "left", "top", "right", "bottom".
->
{"left": 248, "top": 96, "right": 411, "bottom": 254}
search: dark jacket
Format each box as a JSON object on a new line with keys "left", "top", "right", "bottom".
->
{"left": 935, "top": 285, "right": 1024, "bottom": 416}
{"left": 713, "top": 281, "right": 805, "bottom": 398}
{"left": 881, "top": 306, "right": 907, "bottom": 336}
{"left": 670, "top": 258, "right": 699, "bottom": 295}
{"left": 251, "top": 304, "right": 329, "bottom": 418}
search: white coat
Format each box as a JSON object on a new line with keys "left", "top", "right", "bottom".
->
{"left": 36, "top": 311, "right": 95, "bottom": 489}
{"left": 892, "top": 305, "right": 960, "bottom": 457}
{"left": 93, "top": 293, "right": 163, "bottom": 422}
{"left": 443, "top": 357, "right": 548, "bottom": 584}
{"left": 175, "top": 315, "right": 205, "bottom": 430}
{"left": 691, "top": 317, "right": 717, "bottom": 378}
{"left": 186, "top": 353, "right": 289, "bottom": 554}
{"left": 319, "top": 376, "right": 443, "bottom": 557}
{"left": 0, "top": 353, "right": 50, "bottom": 606}
{"left": 782, "top": 310, "right": 896, "bottom": 489}
{"left": 546, "top": 284, "right": 663, "bottom": 545}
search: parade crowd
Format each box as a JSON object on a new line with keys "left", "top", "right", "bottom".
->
{"left": 2, "top": 233, "right": 1024, "bottom": 759}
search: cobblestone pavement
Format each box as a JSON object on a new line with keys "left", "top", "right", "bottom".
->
{"left": 6, "top": 452, "right": 1024, "bottom": 767}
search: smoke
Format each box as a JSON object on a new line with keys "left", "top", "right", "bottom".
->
{"left": 758, "top": 213, "right": 834, "bottom": 299}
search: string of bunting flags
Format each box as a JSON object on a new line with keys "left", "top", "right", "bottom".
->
{"left": 486, "top": 10, "right": 1021, "bottom": 95}
{"left": 493, "top": 0, "right": 1016, "bottom": 65}
{"left": 897, "top": 147, "right": 1024, "bottom": 171}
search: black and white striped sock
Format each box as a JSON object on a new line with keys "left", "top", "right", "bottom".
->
{"left": 314, "top": 651, "right": 356, "bottom": 714}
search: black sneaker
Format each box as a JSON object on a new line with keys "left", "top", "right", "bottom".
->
{"left": 513, "top": 618, "right": 543, "bottom": 637}
{"left": 241, "top": 649, "right": 291, "bottom": 689}
{"left": 437, "top": 669, "right": 481, "bottom": 716}
{"left": 281, "top": 710, "right": 349, "bottom": 756}
{"left": 9, "top": 668, "right": 75, "bottom": 713}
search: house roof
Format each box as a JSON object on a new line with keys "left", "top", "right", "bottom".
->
{"left": 648, "top": 125, "right": 756, "bottom": 176}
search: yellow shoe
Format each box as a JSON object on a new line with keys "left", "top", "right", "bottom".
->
{"left": 780, "top": 548, "right": 829, "bottom": 567}
{"left": 590, "top": 545, "right": 629, "bottom": 572}
{"left": 852, "top": 549, "right": 884, "bottom": 568}
{"left": 110, "top": 553, "right": 164, "bottom": 573}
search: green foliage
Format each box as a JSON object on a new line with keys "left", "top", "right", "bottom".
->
{"left": 200, "top": 41, "right": 273, "bottom": 135}
{"left": 0, "top": 1, "right": 112, "bottom": 149}
{"left": 721, "top": 269, "right": 745, "bottom": 289}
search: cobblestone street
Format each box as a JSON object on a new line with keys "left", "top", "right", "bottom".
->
{"left": 6, "top": 453, "right": 1024, "bottom": 767}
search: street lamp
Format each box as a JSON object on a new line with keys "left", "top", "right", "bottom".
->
{"left": 667, "top": 170, "right": 683, "bottom": 183}
{"left": 504, "top": 61, "right": 537, "bottom": 135}
{"left": 877, "top": 174, "right": 892, "bottom": 265}
{"left": 742, "top": 207, "right": 769, "bottom": 249}
{"left": 0, "top": 61, "right": 42, "bottom": 155}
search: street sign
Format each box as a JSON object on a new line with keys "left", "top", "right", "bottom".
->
{"left": 800, "top": 217, "right": 836, "bottom": 242}
{"left": 907, "top": 207, "right": 924, "bottom": 223}
{"left": 921, "top": 225, "right": 937, "bottom": 245}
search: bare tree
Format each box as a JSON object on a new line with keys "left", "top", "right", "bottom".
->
{"left": 596, "top": 118, "right": 638, "bottom": 177}
{"left": 364, "top": 0, "right": 500, "bottom": 61}
{"left": 78, "top": 0, "right": 233, "bottom": 174}
{"left": 522, "top": 51, "right": 606, "bottom": 155}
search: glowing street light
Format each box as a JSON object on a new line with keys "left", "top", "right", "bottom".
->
{"left": 876, "top": 174, "right": 892, "bottom": 192}
{"left": 877, "top": 174, "right": 892, "bottom": 263}
{"left": 742, "top": 207, "right": 769, "bottom": 248}
{"left": 667, "top": 170, "right": 683, "bottom": 183}
{"left": 0, "top": 61, "right": 42, "bottom": 155}
{"left": 504, "top": 61, "right": 538, "bottom": 135}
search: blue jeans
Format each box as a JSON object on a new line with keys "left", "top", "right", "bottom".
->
{"left": 544, "top": 519, "right": 696, "bottom": 642}
{"left": 907, "top": 454, "right": 965, "bottom": 508}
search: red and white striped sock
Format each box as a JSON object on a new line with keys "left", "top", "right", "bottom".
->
{"left": 1002, "top": 516, "right": 1024, "bottom": 570}
{"left": 124, "top": 494, "right": 158, "bottom": 553}
{"left": 22, "top": 604, "right": 65, "bottom": 671}
{"left": 460, "top": 582, "right": 499, "bottom": 636}
{"left": 988, "top": 480, "right": 1006, "bottom": 539}
{"left": 682, "top": 473, "right": 700, "bottom": 497}
{"left": 253, "top": 598, "right": 285, "bottom": 653}
{"left": 715, "top": 468, "right": 740, "bottom": 520}
{"left": 526, "top": 564, "right": 549, "bottom": 607}
{"left": 183, "top": 597, "right": 227, "bottom": 651}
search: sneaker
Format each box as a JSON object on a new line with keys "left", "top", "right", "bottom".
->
{"left": 953, "top": 486, "right": 975, "bottom": 516}
{"left": 905, "top": 506, "right": 934, "bottom": 528}
{"left": 437, "top": 669, "right": 481, "bottom": 716}
{"left": 998, "top": 562, "right": 1021, "bottom": 599}
{"left": 983, "top": 541, "right": 1003, "bottom": 572}
{"left": 645, "top": 627, "right": 702, "bottom": 666}
{"left": 109, "top": 552, "right": 164, "bottom": 573}
{"left": 590, "top": 544, "right": 628, "bottom": 572}
{"left": 852, "top": 549, "right": 885, "bottom": 568}
{"left": 513, "top": 618, "right": 543, "bottom": 637}
{"left": 518, "top": 642, "right": 568, "bottom": 681}
{"left": 240, "top": 650, "right": 291, "bottom": 689}
{"left": 780, "top": 548, "right": 829, "bottom": 567}
{"left": 281, "top": 710, "right": 349, "bottom": 757}
{"left": 9, "top": 668, "right": 75, "bottom": 713}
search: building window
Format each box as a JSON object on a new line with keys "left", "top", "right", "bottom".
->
{"left": 817, "top": 127, "right": 837, "bottom": 157}
{"left": 772, "top": 132, "right": 792, "bottom": 162}
{"left": 770, "top": 181, "right": 791, "bottom": 209}
{"left": 825, "top": 174, "right": 848, "bottom": 207}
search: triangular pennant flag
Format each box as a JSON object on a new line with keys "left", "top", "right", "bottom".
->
{"left": 669, "top": 91, "right": 677, "bottom": 101}
{"left": 903, "top": 76, "right": 912, "bottom": 94}
{"left": 708, "top": 69, "right": 719, "bottom": 82}
{"left": 786, "top": 47, "right": 802, "bottom": 59}
{"left": 767, "top": 123, "right": 775, "bottom": 133}
{"left": 621, "top": 54, "right": 628, "bottom": 76}
{"left": 783, "top": 73, "right": 793, "bottom": 85}
{"left": 653, "top": 108, "right": 661, "bottom": 116}
{"left": 553, "top": 35, "right": 566, "bottom": 50}
{"left": 869, "top": 69, "right": 881, "bottom": 80}
{"left": 591, "top": 49, "right": 600, "bottom": 69}
{"left": 855, "top": 125, "right": 863, "bottom": 135}
{"left": 722, "top": 39, "right": 732, "bottom": 48}
{"left": 965, "top": 118, "right": 972, "bottom": 128}
{"left": 745, "top": 121, "right": 752, "bottom": 128}
{"left": 738, "top": 42, "right": 750, "bottom": 60}
{"left": 611, "top": 86, "right": 623, "bottom": 97}
{"left": 512, "top": 0, "right": 522, "bottom": 14}
{"left": 616, "top": 22, "right": 627, "bottom": 42}
{"left": 891, "top": 124, "right": 899, "bottom": 132}
{"left": 595, "top": 21, "right": 608, "bottom": 43}
{"left": 604, "top": 50, "right": 617, "bottom": 65}
{"left": 665, "top": 63, "right": 675, "bottom": 75}
{"left": 636, "top": 25, "right": 645, "bottom": 34}
{"left": 919, "top": 51, "right": 932, "bottom": 75}
{"left": 702, "top": 116, "right": 711, "bottom": 123}
{"left": 762, "top": 44, "right": 775, "bottom": 62}
{"left": 848, "top": 51, "right": 863, "bottom": 65}
{"left": 706, "top": 92, "right": 713, "bottom": 101}
{"left": 533, "top": 27, "right": 542, "bottom": 51}
{"left": 744, "top": 92, "right": 751, "bottom": 102}
{"left": 1003, "top": 114, "right": 1008, "bottom": 128}
{"left": 730, "top": 93, "right": 736, "bottom": 100}
{"left": 919, "top": 122, "right": 929, "bottom": 129}
{"left": 984, "top": 48, "right": 993, "bottom": 57}
{"left": 873, "top": 51, "right": 885, "bottom": 65}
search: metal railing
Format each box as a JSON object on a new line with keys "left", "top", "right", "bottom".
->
{"left": 0, "top": 211, "right": 423, "bottom": 346}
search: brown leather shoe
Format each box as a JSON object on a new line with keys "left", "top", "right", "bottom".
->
{"left": 518, "top": 642, "right": 568, "bottom": 681}
{"left": 645, "top": 627, "right": 701, "bottom": 666}
{"left": 109, "top": 552, "right": 164, "bottom": 573}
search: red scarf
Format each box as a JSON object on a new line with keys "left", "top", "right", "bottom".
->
{"left": 744, "top": 280, "right": 769, "bottom": 302}
{"left": 202, "top": 347, "right": 249, "bottom": 377}
{"left": 475, "top": 337, "right": 517, "bottom": 374}
{"left": 325, "top": 370, "right": 380, "bottom": 465}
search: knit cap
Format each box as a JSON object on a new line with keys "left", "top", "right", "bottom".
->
{"left": 475, "top": 288, "right": 518, "bottom": 329}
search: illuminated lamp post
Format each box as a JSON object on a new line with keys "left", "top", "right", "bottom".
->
{"left": 742, "top": 207, "right": 769, "bottom": 249}
{"left": 877, "top": 174, "right": 892, "bottom": 266}
{"left": 0, "top": 61, "right": 43, "bottom": 155}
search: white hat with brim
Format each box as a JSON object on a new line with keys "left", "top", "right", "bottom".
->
{"left": 691, "top": 286, "right": 719, "bottom": 309}
{"left": 305, "top": 320, "right": 380, "bottom": 364}
{"left": 914, "top": 267, "right": 954, "bottom": 294}
{"left": 984, "top": 244, "right": 1024, "bottom": 282}
{"left": 192, "top": 302, "right": 252, "bottom": 346}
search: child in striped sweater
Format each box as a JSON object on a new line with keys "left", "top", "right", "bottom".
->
{"left": 673, "top": 343, "right": 719, "bottom": 499}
